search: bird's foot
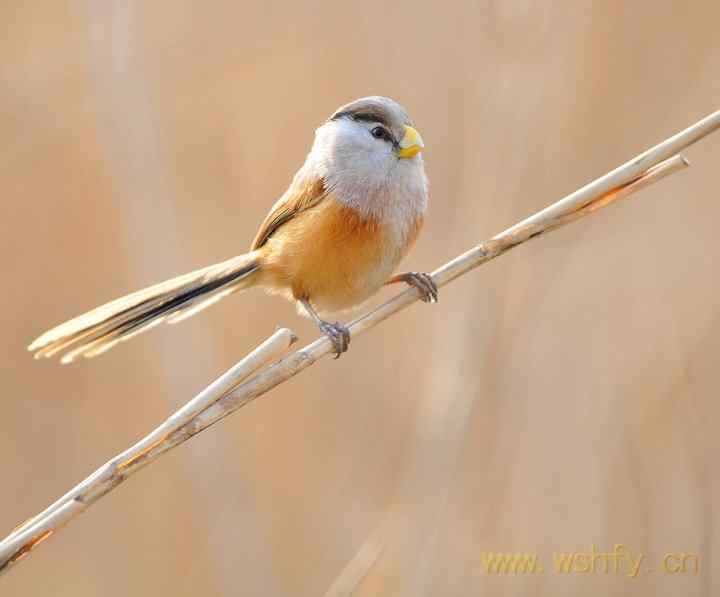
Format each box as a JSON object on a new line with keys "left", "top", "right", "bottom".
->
{"left": 319, "top": 321, "right": 351, "bottom": 358}
{"left": 399, "top": 272, "right": 438, "bottom": 303}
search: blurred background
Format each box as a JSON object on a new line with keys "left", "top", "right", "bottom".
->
{"left": 2, "top": 2, "right": 719, "bottom": 595}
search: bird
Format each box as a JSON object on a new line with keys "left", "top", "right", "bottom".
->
{"left": 28, "top": 96, "right": 437, "bottom": 363}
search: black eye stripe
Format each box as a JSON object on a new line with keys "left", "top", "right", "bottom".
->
{"left": 338, "top": 111, "right": 391, "bottom": 127}
{"left": 356, "top": 113, "right": 385, "bottom": 125}
{"left": 371, "top": 125, "right": 395, "bottom": 144}
{"left": 331, "top": 110, "right": 394, "bottom": 129}
{"left": 329, "top": 111, "right": 397, "bottom": 145}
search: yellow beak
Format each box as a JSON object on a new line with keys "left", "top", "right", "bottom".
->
{"left": 398, "top": 125, "right": 424, "bottom": 159}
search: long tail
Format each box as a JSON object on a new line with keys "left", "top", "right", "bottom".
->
{"left": 29, "top": 252, "right": 261, "bottom": 363}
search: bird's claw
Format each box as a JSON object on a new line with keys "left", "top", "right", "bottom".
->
{"left": 403, "top": 272, "right": 438, "bottom": 303}
{"left": 319, "top": 321, "right": 351, "bottom": 358}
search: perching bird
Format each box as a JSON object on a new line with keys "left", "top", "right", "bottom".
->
{"left": 29, "top": 96, "right": 437, "bottom": 362}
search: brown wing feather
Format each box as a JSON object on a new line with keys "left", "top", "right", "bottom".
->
{"left": 251, "top": 176, "right": 328, "bottom": 250}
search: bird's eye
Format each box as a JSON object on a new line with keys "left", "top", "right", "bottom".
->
{"left": 371, "top": 126, "right": 390, "bottom": 141}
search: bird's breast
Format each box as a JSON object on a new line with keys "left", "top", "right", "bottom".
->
{"left": 261, "top": 196, "right": 422, "bottom": 314}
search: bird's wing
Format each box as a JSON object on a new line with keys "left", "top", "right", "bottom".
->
{"left": 251, "top": 176, "right": 328, "bottom": 250}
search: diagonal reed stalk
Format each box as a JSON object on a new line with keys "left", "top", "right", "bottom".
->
{"left": 1, "top": 109, "right": 719, "bottom": 579}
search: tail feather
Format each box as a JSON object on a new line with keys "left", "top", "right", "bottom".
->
{"left": 29, "top": 253, "right": 260, "bottom": 363}
{"left": 166, "top": 286, "right": 237, "bottom": 324}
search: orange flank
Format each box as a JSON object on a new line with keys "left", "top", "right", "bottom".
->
{"left": 258, "top": 195, "right": 421, "bottom": 314}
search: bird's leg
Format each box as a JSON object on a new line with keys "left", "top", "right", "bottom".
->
{"left": 386, "top": 272, "right": 438, "bottom": 303}
{"left": 299, "top": 298, "right": 350, "bottom": 358}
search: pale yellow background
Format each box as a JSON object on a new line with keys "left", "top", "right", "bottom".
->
{"left": 1, "top": 2, "right": 718, "bottom": 596}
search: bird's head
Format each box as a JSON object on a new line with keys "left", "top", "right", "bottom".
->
{"left": 326, "top": 96, "right": 424, "bottom": 160}
{"left": 305, "top": 96, "right": 427, "bottom": 218}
